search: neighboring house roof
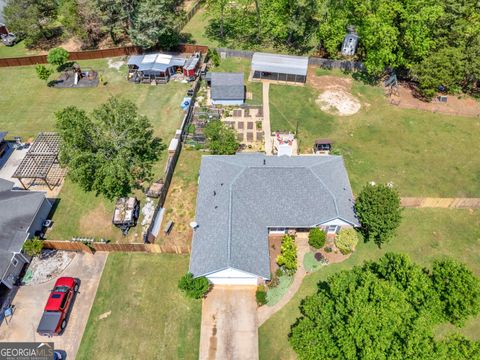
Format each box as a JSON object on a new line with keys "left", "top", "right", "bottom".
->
{"left": 0, "top": 131, "right": 7, "bottom": 143}
{"left": 190, "top": 154, "right": 359, "bottom": 279}
{"left": 129, "top": 53, "right": 186, "bottom": 73}
{"left": 0, "top": 179, "right": 47, "bottom": 280}
{"left": 252, "top": 52, "right": 309, "bottom": 76}
{"left": 210, "top": 72, "right": 245, "bottom": 101}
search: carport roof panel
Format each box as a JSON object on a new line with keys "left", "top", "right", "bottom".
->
{"left": 127, "top": 55, "right": 144, "bottom": 67}
{"left": 252, "top": 52, "right": 309, "bottom": 76}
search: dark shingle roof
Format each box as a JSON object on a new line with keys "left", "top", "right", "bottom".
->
{"left": 0, "top": 179, "right": 47, "bottom": 278}
{"left": 189, "top": 154, "right": 359, "bottom": 279}
{"left": 210, "top": 72, "right": 245, "bottom": 101}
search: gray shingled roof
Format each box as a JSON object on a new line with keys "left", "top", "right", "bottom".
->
{"left": 189, "top": 154, "right": 359, "bottom": 279}
{"left": 0, "top": 179, "right": 47, "bottom": 279}
{"left": 210, "top": 72, "right": 245, "bottom": 101}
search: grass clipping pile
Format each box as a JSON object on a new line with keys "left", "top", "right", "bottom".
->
{"left": 311, "top": 75, "right": 361, "bottom": 116}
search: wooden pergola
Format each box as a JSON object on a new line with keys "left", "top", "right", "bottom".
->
{"left": 12, "top": 132, "right": 61, "bottom": 190}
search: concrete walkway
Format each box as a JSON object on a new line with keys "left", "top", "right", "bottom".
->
{"left": 257, "top": 233, "right": 310, "bottom": 326}
{"left": 401, "top": 198, "right": 480, "bottom": 209}
{"left": 200, "top": 286, "right": 258, "bottom": 360}
{"left": 262, "top": 82, "right": 273, "bottom": 155}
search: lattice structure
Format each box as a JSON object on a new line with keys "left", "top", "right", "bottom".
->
{"left": 12, "top": 132, "right": 62, "bottom": 190}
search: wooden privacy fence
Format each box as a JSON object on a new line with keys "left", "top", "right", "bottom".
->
{"left": 42, "top": 240, "right": 191, "bottom": 254}
{"left": 401, "top": 198, "right": 480, "bottom": 209}
{"left": 0, "top": 44, "right": 208, "bottom": 67}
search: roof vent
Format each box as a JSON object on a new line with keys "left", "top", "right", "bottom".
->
{"left": 213, "top": 190, "right": 216, "bottom": 196}
{"left": 263, "top": 159, "right": 266, "bottom": 165}
{"left": 190, "top": 221, "right": 199, "bottom": 230}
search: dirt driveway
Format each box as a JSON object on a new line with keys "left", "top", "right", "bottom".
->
{"left": 0, "top": 252, "right": 107, "bottom": 359}
{"left": 200, "top": 286, "right": 258, "bottom": 360}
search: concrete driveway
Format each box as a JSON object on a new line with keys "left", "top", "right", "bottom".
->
{"left": 200, "top": 286, "right": 258, "bottom": 360}
{"left": 0, "top": 252, "right": 107, "bottom": 359}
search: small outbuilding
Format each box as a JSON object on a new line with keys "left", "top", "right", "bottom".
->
{"left": 341, "top": 32, "right": 359, "bottom": 56}
{"left": 209, "top": 72, "right": 245, "bottom": 106}
{"left": 127, "top": 53, "right": 186, "bottom": 84}
{"left": 251, "top": 52, "right": 309, "bottom": 84}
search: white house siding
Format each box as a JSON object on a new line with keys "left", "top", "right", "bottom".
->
{"left": 211, "top": 99, "right": 244, "bottom": 106}
{"left": 319, "top": 218, "right": 353, "bottom": 227}
{"left": 27, "top": 198, "right": 52, "bottom": 238}
{"left": 206, "top": 267, "right": 260, "bottom": 285}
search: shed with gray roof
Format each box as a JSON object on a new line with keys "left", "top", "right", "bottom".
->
{"left": 189, "top": 154, "right": 359, "bottom": 285}
{"left": 251, "top": 52, "right": 309, "bottom": 84}
{"left": 209, "top": 72, "right": 245, "bottom": 106}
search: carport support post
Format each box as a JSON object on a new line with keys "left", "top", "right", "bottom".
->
{"left": 18, "top": 178, "right": 28, "bottom": 190}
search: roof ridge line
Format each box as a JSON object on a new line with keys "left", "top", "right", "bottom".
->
{"left": 308, "top": 167, "right": 340, "bottom": 217}
{"left": 227, "top": 167, "right": 247, "bottom": 267}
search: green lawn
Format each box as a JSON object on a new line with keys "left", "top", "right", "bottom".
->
{"left": 0, "top": 41, "right": 38, "bottom": 58}
{"left": 77, "top": 253, "right": 201, "bottom": 360}
{"left": 269, "top": 78, "right": 480, "bottom": 197}
{"left": 181, "top": 6, "right": 219, "bottom": 48}
{"left": 259, "top": 208, "right": 480, "bottom": 360}
{"left": 0, "top": 57, "right": 189, "bottom": 242}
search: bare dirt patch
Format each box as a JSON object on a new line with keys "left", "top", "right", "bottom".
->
{"left": 390, "top": 83, "right": 480, "bottom": 118}
{"left": 159, "top": 182, "right": 196, "bottom": 248}
{"left": 307, "top": 70, "right": 362, "bottom": 116}
{"left": 316, "top": 90, "right": 361, "bottom": 116}
{"left": 23, "top": 250, "right": 76, "bottom": 285}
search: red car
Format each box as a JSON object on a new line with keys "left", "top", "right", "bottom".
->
{"left": 37, "top": 277, "right": 79, "bottom": 337}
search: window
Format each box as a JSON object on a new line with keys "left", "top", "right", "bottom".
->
{"left": 60, "top": 294, "right": 69, "bottom": 309}
{"left": 327, "top": 225, "right": 339, "bottom": 234}
{"left": 11, "top": 258, "right": 18, "bottom": 267}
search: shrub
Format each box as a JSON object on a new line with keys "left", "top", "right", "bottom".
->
{"left": 276, "top": 235, "right": 297, "bottom": 274}
{"left": 314, "top": 252, "right": 328, "bottom": 264}
{"left": 207, "top": 48, "right": 220, "bottom": 67}
{"left": 325, "top": 246, "right": 333, "bottom": 253}
{"left": 178, "top": 272, "right": 210, "bottom": 299}
{"left": 432, "top": 259, "right": 480, "bottom": 325}
{"left": 355, "top": 183, "right": 402, "bottom": 247}
{"left": 35, "top": 65, "right": 54, "bottom": 81}
{"left": 335, "top": 228, "right": 359, "bottom": 254}
{"left": 47, "top": 48, "right": 70, "bottom": 67}
{"left": 256, "top": 285, "right": 267, "bottom": 306}
{"left": 308, "top": 228, "right": 326, "bottom": 249}
{"left": 22, "top": 238, "right": 44, "bottom": 257}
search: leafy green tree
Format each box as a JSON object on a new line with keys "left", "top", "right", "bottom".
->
{"left": 129, "top": 0, "right": 182, "bottom": 49}
{"left": 36, "top": 65, "right": 54, "bottom": 81}
{"left": 204, "top": 120, "right": 239, "bottom": 155}
{"left": 55, "top": 97, "right": 162, "bottom": 199}
{"left": 290, "top": 253, "right": 480, "bottom": 359}
{"left": 436, "top": 335, "right": 480, "bottom": 360}
{"left": 207, "top": 48, "right": 221, "bottom": 67}
{"left": 4, "top": 0, "right": 58, "bottom": 47}
{"left": 290, "top": 263, "right": 437, "bottom": 359}
{"left": 276, "top": 235, "right": 297, "bottom": 274}
{"left": 178, "top": 272, "right": 210, "bottom": 299}
{"left": 308, "top": 228, "right": 325, "bottom": 249}
{"left": 334, "top": 227, "right": 359, "bottom": 254}
{"left": 432, "top": 259, "right": 480, "bottom": 325}
{"left": 413, "top": 46, "right": 465, "bottom": 99}
{"left": 22, "top": 239, "right": 44, "bottom": 257}
{"left": 95, "top": 0, "right": 138, "bottom": 44}
{"left": 47, "top": 48, "right": 70, "bottom": 68}
{"left": 355, "top": 183, "right": 402, "bottom": 247}
{"left": 366, "top": 252, "right": 442, "bottom": 316}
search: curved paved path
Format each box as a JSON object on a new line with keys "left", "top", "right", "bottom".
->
{"left": 257, "top": 234, "right": 310, "bottom": 326}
